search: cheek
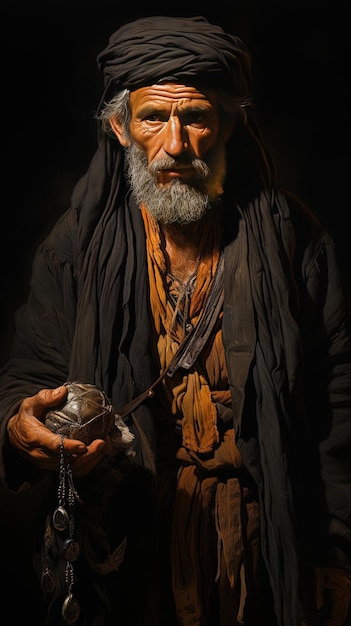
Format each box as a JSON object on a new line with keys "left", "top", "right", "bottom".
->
{"left": 189, "top": 129, "right": 219, "bottom": 159}
{"left": 130, "top": 128, "right": 162, "bottom": 162}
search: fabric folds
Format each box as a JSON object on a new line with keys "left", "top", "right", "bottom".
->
{"left": 96, "top": 16, "right": 252, "bottom": 108}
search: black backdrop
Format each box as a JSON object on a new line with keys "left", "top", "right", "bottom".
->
{"left": 2, "top": 0, "right": 350, "bottom": 366}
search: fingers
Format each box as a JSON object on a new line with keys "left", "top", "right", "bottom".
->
{"left": 33, "top": 436, "right": 107, "bottom": 475}
{"left": 7, "top": 386, "right": 85, "bottom": 469}
{"left": 30, "top": 385, "right": 68, "bottom": 418}
{"left": 7, "top": 386, "right": 110, "bottom": 475}
{"left": 69, "top": 439, "right": 108, "bottom": 477}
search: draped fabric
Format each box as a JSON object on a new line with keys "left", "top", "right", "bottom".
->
{"left": 96, "top": 16, "right": 252, "bottom": 109}
{"left": 139, "top": 182, "right": 310, "bottom": 625}
{"left": 223, "top": 188, "right": 314, "bottom": 625}
{"left": 141, "top": 204, "right": 225, "bottom": 454}
{"left": 170, "top": 467, "right": 262, "bottom": 626}
{"left": 141, "top": 203, "right": 261, "bottom": 625}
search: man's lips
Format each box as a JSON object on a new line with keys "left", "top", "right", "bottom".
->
{"left": 156, "top": 167, "right": 195, "bottom": 184}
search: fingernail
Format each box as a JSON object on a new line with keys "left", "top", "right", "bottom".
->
{"left": 73, "top": 445, "right": 87, "bottom": 455}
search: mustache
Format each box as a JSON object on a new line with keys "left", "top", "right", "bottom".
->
{"left": 149, "top": 156, "right": 210, "bottom": 179}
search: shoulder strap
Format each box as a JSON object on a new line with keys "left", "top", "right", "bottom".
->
{"left": 117, "top": 251, "right": 224, "bottom": 418}
{"left": 166, "top": 251, "right": 224, "bottom": 376}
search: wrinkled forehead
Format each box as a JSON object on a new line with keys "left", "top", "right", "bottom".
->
{"left": 129, "top": 83, "right": 219, "bottom": 109}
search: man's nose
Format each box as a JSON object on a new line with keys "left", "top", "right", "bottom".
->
{"left": 163, "top": 116, "right": 188, "bottom": 156}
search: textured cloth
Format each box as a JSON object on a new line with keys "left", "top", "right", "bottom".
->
{"left": 171, "top": 467, "right": 264, "bottom": 626}
{"left": 141, "top": 203, "right": 262, "bottom": 624}
{"left": 97, "top": 16, "right": 252, "bottom": 107}
{"left": 141, "top": 205, "right": 224, "bottom": 454}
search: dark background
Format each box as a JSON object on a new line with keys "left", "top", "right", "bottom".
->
{"left": 1, "top": 0, "right": 350, "bottom": 366}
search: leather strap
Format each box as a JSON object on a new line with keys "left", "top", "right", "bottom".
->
{"left": 166, "top": 251, "right": 224, "bottom": 376}
{"left": 117, "top": 251, "right": 224, "bottom": 419}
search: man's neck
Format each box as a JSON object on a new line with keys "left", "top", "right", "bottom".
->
{"left": 160, "top": 221, "right": 205, "bottom": 283}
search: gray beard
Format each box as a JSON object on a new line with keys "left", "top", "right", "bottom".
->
{"left": 124, "top": 143, "right": 226, "bottom": 225}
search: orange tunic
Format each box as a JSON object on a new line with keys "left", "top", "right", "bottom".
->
{"left": 141, "top": 205, "right": 262, "bottom": 625}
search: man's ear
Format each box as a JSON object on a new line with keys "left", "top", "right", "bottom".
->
{"left": 109, "top": 116, "right": 130, "bottom": 147}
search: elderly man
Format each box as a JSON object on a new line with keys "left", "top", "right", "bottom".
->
{"left": 0, "top": 15, "right": 350, "bottom": 626}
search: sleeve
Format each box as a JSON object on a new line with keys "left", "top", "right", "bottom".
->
{"left": 300, "top": 224, "right": 351, "bottom": 571}
{"left": 0, "top": 208, "right": 78, "bottom": 483}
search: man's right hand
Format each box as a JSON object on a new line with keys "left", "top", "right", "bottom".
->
{"left": 7, "top": 386, "right": 109, "bottom": 476}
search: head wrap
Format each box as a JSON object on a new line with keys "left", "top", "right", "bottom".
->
{"left": 97, "top": 15, "right": 252, "bottom": 110}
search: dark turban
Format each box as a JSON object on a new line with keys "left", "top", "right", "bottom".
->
{"left": 97, "top": 15, "right": 252, "bottom": 109}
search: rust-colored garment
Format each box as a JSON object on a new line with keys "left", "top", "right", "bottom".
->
{"left": 171, "top": 468, "right": 262, "bottom": 626}
{"left": 142, "top": 204, "right": 229, "bottom": 455}
{"left": 141, "top": 206, "right": 265, "bottom": 625}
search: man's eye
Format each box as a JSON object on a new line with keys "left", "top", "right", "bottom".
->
{"left": 144, "top": 114, "right": 165, "bottom": 122}
{"left": 182, "top": 112, "right": 205, "bottom": 126}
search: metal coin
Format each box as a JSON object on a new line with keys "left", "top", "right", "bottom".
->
{"left": 40, "top": 567, "right": 56, "bottom": 593}
{"left": 62, "top": 538, "right": 80, "bottom": 561}
{"left": 62, "top": 593, "right": 80, "bottom": 624}
{"left": 52, "top": 506, "right": 70, "bottom": 532}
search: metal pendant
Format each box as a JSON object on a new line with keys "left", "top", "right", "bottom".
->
{"left": 40, "top": 567, "right": 57, "bottom": 593}
{"left": 62, "top": 538, "right": 80, "bottom": 562}
{"left": 62, "top": 593, "right": 80, "bottom": 624}
{"left": 52, "top": 505, "right": 70, "bottom": 532}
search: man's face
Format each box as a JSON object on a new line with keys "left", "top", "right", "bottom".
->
{"left": 127, "top": 83, "right": 222, "bottom": 188}
{"left": 111, "top": 83, "right": 229, "bottom": 224}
